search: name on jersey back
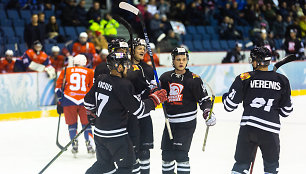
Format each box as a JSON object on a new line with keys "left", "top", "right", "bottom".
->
{"left": 98, "top": 81, "right": 112, "bottom": 91}
{"left": 71, "top": 68, "right": 88, "bottom": 74}
{"left": 250, "top": 80, "right": 281, "bottom": 90}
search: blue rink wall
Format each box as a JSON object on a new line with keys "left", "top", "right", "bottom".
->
{"left": 0, "top": 61, "right": 305, "bottom": 120}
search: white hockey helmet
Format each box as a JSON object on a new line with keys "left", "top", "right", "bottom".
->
{"left": 51, "top": 46, "right": 60, "bottom": 52}
{"left": 73, "top": 54, "right": 87, "bottom": 66}
{"left": 79, "top": 32, "right": 88, "bottom": 38}
{"left": 5, "top": 49, "right": 13, "bottom": 56}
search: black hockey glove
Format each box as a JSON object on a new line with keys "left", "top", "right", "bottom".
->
{"left": 56, "top": 102, "right": 63, "bottom": 115}
{"left": 87, "top": 111, "right": 97, "bottom": 126}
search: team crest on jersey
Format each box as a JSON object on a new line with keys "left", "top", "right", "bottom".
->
{"left": 240, "top": 72, "right": 251, "bottom": 80}
{"left": 168, "top": 83, "right": 184, "bottom": 102}
{"left": 132, "top": 65, "right": 140, "bottom": 71}
{"left": 192, "top": 73, "right": 199, "bottom": 79}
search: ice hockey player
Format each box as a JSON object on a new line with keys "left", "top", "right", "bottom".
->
{"left": 94, "top": 38, "right": 129, "bottom": 80}
{"left": 49, "top": 46, "right": 67, "bottom": 71}
{"left": 84, "top": 52, "right": 167, "bottom": 174}
{"left": 222, "top": 47, "right": 293, "bottom": 174}
{"left": 159, "top": 47, "right": 216, "bottom": 174}
{"left": 14, "top": 40, "right": 56, "bottom": 79}
{"left": 55, "top": 54, "right": 95, "bottom": 155}
{"left": 0, "top": 50, "right": 16, "bottom": 73}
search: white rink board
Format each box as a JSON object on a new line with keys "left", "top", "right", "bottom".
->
{"left": 0, "top": 96, "right": 305, "bottom": 174}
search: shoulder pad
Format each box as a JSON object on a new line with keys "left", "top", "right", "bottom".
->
{"left": 132, "top": 65, "right": 140, "bottom": 71}
{"left": 192, "top": 73, "right": 200, "bottom": 79}
{"left": 240, "top": 72, "right": 251, "bottom": 80}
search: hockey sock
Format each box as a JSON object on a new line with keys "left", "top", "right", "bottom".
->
{"left": 177, "top": 161, "right": 190, "bottom": 174}
{"left": 83, "top": 124, "right": 92, "bottom": 141}
{"left": 162, "top": 160, "right": 175, "bottom": 174}
{"left": 139, "top": 150, "right": 150, "bottom": 174}
{"left": 132, "top": 158, "right": 140, "bottom": 174}
{"left": 68, "top": 123, "right": 77, "bottom": 140}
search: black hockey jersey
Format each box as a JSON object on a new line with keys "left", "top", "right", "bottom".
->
{"left": 159, "top": 69, "right": 211, "bottom": 123}
{"left": 222, "top": 70, "right": 293, "bottom": 134}
{"left": 84, "top": 74, "right": 155, "bottom": 138}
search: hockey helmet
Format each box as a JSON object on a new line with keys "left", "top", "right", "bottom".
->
{"left": 51, "top": 46, "right": 60, "bottom": 53}
{"left": 73, "top": 54, "right": 87, "bottom": 66}
{"left": 5, "top": 49, "right": 13, "bottom": 56}
{"left": 106, "top": 52, "right": 131, "bottom": 71}
{"left": 249, "top": 46, "right": 271, "bottom": 66}
{"left": 108, "top": 38, "right": 129, "bottom": 53}
{"left": 132, "top": 38, "right": 146, "bottom": 48}
{"left": 171, "top": 47, "right": 189, "bottom": 60}
{"left": 33, "top": 40, "right": 43, "bottom": 52}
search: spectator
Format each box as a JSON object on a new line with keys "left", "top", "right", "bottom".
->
{"left": 49, "top": 46, "right": 67, "bottom": 71}
{"left": 72, "top": 32, "right": 96, "bottom": 68}
{"left": 171, "top": 2, "right": 187, "bottom": 24}
{"left": 15, "top": 40, "right": 56, "bottom": 79}
{"left": 254, "top": 29, "right": 279, "bottom": 61}
{"left": 299, "top": 15, "right": 306, "bottom": 38}
{"left": 75, "top": 0, "right": 88, "bottom": 27}
{"left": 24, "top": 14, "right": 46, "bottom": 48}
{"left": 272, "top": 15, "right": 286, "bottom": 39}
{"left": 262, "top": 3, "right": 277, "bottom": 25}
{"left": 100, "top": 13, "right": 120, "bottom": 39}
{"left": 0, "top": 50, "right": 16, "bottom": 73}
{"left": 144, "top": 43, "right": 160, "bottom": 66}
{"left": 45, "top": 15, "right": 66, "bottom": 43}
{"left": 61, "top": 0, "right": 79, "bottom": 26}
{"left": 147, "top": 0, "right": 159, "bottom": 16}
{"left": 222, "top": 43, "right": 245, "bottom": 63}
{"left": 86, "top": 29, "right": 108, "bottom": 53}
{"left": 158, "top": 0, "right": 170, "bottom": 16}
{"left": 187, "top": 1, "right": 205, "bottom": 25}
{"left": 43, "top": 0, "right": 55, "bottom": 11}
{"left": 285, "top": 18, "right": 302, "bottom": 39}
{"left": 158, "top": 30, "right": 180, "bottom": 52}
{"left": 278, "top": 1, "right": 289, "bottom": 19}
{"left": 89, "top": 15, "right": 103, "bottom": 35}
{"left": 283, "top": 29, "right": 305, "bottom": 59}
{"left": 219, "top": 16, "right": 242, "bottom": 40}
{"left": 87, "top": 1, "right": 101, "bottom": 21}
{"left": 150, "top": 13, "right": 166, "bottom": 43}
{"left": 160, "top": 14, "right": 172, "bottom": 35}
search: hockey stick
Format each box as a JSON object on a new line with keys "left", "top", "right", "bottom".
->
{"left": 56, "top": 67, "right": 67, "bottom": 150}
{"left": 112, "top": 15, "right": 134, "bottom": 60}
{"left": 119, "top": 2, "right": 173, "bottom": 140}
{"left": 202, "top": 82, "right": 215, "bottom": 152}
{"left": 39, "top": 122, "right": 91, "bottom": 174}
{"left": 273, "top": 54, "right": 296, "bottom": 71}
{"left": 249, "top": 54, "right": 297, "bottom": 173}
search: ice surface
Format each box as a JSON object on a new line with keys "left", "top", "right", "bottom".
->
{"left": 1, "top": 96, "right": 305, "bottom": 174}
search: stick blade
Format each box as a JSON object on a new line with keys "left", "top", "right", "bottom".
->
{"left": 119, "top": 2, "right": 139, "bottom": 15}
{"left": 273, "top": 54, "right": 297, "bottom": 71}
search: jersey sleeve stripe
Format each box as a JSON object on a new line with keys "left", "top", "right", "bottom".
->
{"left": 223, "top": 101, "right": 235, "bottom": 112}
{"left": 225, "top": 96, "right": 239, "bottom": 107}
{"left": 133, "top": 101, "right": 144, "bottom": 115}
{"left": 280, "top": 108, "right": 291, "bottom": 116}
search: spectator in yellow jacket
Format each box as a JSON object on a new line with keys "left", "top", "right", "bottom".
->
{"left": 100, "top": 13, "right": 119, "bottom": 36}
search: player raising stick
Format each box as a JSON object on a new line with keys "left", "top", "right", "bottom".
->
{"left": 222, "top": 47, "right": 293, "bottom": 174}
{"left": 159, "top": 47, "right": 216, "bottom": 174}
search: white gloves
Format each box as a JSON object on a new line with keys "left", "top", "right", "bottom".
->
{"left": 45, "top": 65, "right": 56, "bottom": 79}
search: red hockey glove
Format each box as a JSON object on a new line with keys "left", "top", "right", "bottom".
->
{"left": 149, "top": 89, "right": 167, "bottom": 107}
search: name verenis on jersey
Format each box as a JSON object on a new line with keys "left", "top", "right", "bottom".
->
{"left": 250, "top": 80, "right": 281, "bottom": 90}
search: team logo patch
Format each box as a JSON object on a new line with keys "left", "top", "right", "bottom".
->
{"left": 240, "top": 72, "right": 251, "bottom": 80}
{"left": 168, "top": 83, "right": 184, "bottom": 102}
{"left": 132, "top": 65, "right": 139, "bottom": 71}
{"left": 192, "top": 73, "right": 199, "bottom": 79}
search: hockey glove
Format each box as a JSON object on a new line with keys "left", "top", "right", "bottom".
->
{"left": 203, "top": 109, "right": 216, "bottom": 126}
{"left": 87, "top": 111, "right": 97, "bottom": 126}
{"left": 149, "top": 89, "right": 167, "bottom": 107}
{"left": 45, "top": 65, "right": 56, "bottom": 79}
{"left": 56, "top": 102, "right": 63, "bottom": 115}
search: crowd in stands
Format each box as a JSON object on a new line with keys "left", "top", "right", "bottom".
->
{"left": 0, "top": 0, "right": 306, "bottom": 74}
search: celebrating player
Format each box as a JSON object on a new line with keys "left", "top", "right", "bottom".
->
{"left": 55, "top": 54, "right": 95, "bottom": 155}
{"left": 159, "top": 47, "right": 216, "bottom": 174}
{"left": 84, "top": 52, "right": 167, "bottom": 174}
{"left": 222, "top": 47, "right": 293, "bottom": 174}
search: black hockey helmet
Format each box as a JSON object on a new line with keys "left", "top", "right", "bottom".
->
{"left": 108, "top": 38, "right": 129, "bottom": 53}
{"left": 106, "top": 52, "right": 131, "bottom": 71}
{"left": 250, "top": 46, "right": 271, "bottom": 66}
{"left": 171, "top": 47, "right": 189, "bottom": 60}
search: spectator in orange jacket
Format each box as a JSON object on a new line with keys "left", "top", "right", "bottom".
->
{"left": 0, "top": 50, "right": 16, "bottom": 73}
